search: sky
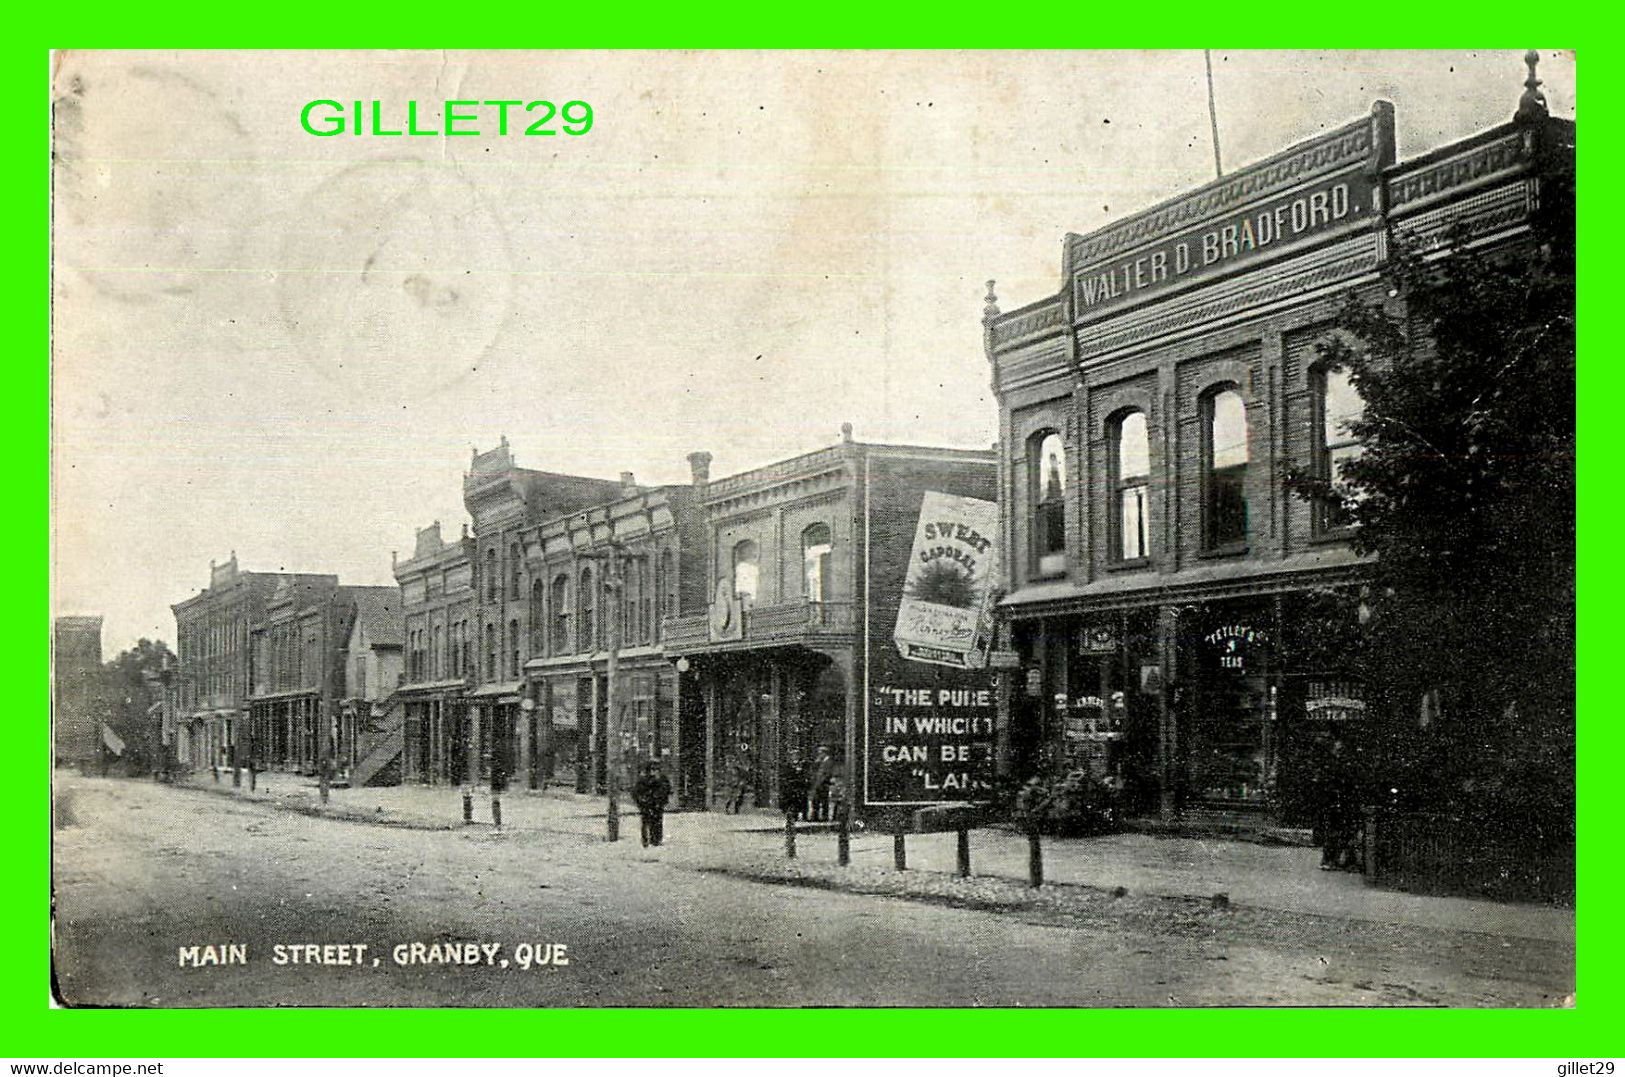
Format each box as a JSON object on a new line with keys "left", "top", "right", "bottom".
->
{"left": 49, "top": 49, "right": 1577, "bottom": 654}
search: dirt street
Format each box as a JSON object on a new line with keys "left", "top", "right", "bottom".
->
{"left": 50, "top": 776, "right": 1573, "bottom": 1007}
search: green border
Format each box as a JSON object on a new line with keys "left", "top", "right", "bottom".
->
{"left": 25, "top": 21, "right": 1612, "bottom": 1058}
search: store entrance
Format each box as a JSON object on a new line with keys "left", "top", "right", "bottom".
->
{"left": 1181, "top": 601, "right": 1276, "bottom": 817}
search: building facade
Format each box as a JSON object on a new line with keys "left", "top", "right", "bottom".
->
{"left": 338, "top": 588, "right": 404, "bottom": 779}
{"left": 518, "top": 458, "right": 708, "bottom": 801}
{"left": 244, "top": 577, "right": 397, "bottom": 777}
{"left": 662, "top": 429, "right": 997, "bottom": 817}
{"left": 984, "top": 83, "right": 1574, "bottom": 825}
{"left": 53, "top": 615, "right": 104, "bottom": 768}
{"left": 171, "top": 556, "right": 291, "bottom": 770}
{"left": 393, "top": 521, "right": 477, "bottom": 784}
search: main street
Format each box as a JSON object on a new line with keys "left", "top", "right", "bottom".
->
{"left": 51, "top": 776, "right": 1572, "bottom": 1007}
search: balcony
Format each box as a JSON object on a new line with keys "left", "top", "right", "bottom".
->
{"left": 661, "top": 601, "right": 857, "bottom": 653}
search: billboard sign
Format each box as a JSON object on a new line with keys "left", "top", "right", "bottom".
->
{"left": 892, "top": 491, "right": 999, "bottom": 669}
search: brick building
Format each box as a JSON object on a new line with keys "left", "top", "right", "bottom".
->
{"left": 393, "top": 520, "right": 477, "bottom": 784}
{"left": 662, "top": 428, "right": 997, "bottom": 816}
{"left": 418, "top": 438, "right": 631, "bottom": 789}
{"left": 171, "top": 556, "right": 292, "bottom": 770}
{"left": 53, "top": 615, "right": 104, "bottom": 768}
{"left": 244, "top": 577, "right": 397, "bottom": 777}
{"left": 983, "top": 72, "right": 1574, "bottom": 825}
{"left": 517, "top": 459, "right": 708, "bottom": 799}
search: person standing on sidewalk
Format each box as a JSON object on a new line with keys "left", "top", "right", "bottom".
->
{"left": 725, "top": 742, "right": 753, "bottom": 814}
{"left": 808, "top": 745, "right": 835, "bottom": 822}
{"left": 633, "top": 762, "right": 673, "bottom": 846}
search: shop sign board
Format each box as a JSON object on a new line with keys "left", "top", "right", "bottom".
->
{"left": 893, "top": 491, "right": 1000, "bottom": 669}
{"left": 1079, "top": 622, "right": 1118, "bottom": 654}
{"left": 1305, "top": 680, "right": 1367, "bottom": 722}
{"left": 1205, "top": 624, "right": 1270, "bottom": 672}
{"left": 1068, "top": 106, "right": 1394, "bottom": 323}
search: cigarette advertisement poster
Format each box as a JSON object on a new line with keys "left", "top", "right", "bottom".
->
{"left": 892, "top": 491, "right": 999, "bottom": 670}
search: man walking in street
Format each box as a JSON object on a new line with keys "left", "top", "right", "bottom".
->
{"left": 633, "top": 761, "right": 673, "bottom": 847}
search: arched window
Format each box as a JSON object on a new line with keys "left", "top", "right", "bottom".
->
{"left": 1111, "top": 411, "right": 1151, "bottom": 562}
{"left": 484, "top": 548, "right": 498, "bottom": 602}
{"left": 802, "top": 523, "right": 833, "bottom": 602}
{"left": 580, "top": 567, "right": 596, "bottom": 650}
{"left": 1203, "top": 387, "right": 1249, "bottom": 550}
{"left": 1032, "top": 431, "right": 1067, "bottom": 577}
{"left": 432, "top": 624, "right": 442, "bottom": 679}
{"left": 551, "top": 575, "right": 570, "bottom": 654}
{"left": 508, "top": 618, "right": 520, "bottom": 679}
{"left": 1316, "top": 364, "right": 1364, "bottom": 532}
{"left": 509, "top": 542, "right": 522, "bottom": 600}
{"left": 484, "top": 623, "right": 497, "bottom": 681}
{"left": 732, "top": 539, "right": 759, "bottom": 607}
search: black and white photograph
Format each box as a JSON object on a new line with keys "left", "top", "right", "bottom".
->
{"left": 48, "top": 48, "right": 1576, "bottom": 1009}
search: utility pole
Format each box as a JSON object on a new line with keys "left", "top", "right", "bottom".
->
{"left": 605, "top": 544, "right": 622, "bottom": 842}
{"left": 1204, "top": 49, "right": 1224, "bottom": 179}
{"left": 318, "top": 593, "right": 333, "bottom": 805}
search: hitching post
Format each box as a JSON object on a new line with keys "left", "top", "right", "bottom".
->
{"left": 893, "top": 832, "right": 907, "bottom": 871}
{"left": 785, "top": 812, "right": 797, "bottom": 859}
{"left": 957, "top": 827, "right": 972, "bottom": 877}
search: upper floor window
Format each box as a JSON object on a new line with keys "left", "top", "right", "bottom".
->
{"left": 1111, "top": 411, "right": 1151, "bottom": 562}
{"left": 530, "top": 579, "right": 546, "bottom": 653}
{"left": 484, "top": 549, "right": 498, "bottom": 603}
{"left": 1032, "top": 431, "right": 1067, "bottom": 577}
{"left": 803, "top": 523, "right": 832, "bottom": 602}
{"left": 1316, "top": 364, "right": 1364, "bottom": 532}
{"left": 636, "top": 559, "right": 652, "bottom": 644}
{"left": 509, "top": 543, "right": 522, "bottom": 600}
{"left": 483, "top": 623, "right": 497, "bottom": 681}
{"left": 661, "top": 550, "right": 677, "bottom": 618}
{"left": 508, "top": 618, "right": 521, "bottom": 679}
{"left": 1203, "top": 387, "right": 1249, "bottom": 551}
{"left": 733, "top": 539, "right": 759, "bottom": 608}
{"left": 552, "top": 575, "right": 571, "bottom": 654}
{"left": 580, "top": 567, "right": 596, "bottom": 650}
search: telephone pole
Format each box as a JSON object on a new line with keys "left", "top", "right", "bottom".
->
{"left": 604, "top": 545, "right": 622, "bottom": 842}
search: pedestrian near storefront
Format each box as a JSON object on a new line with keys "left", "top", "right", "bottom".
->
{"left": 725, "top": 742, "right": 753, "bottom": 814}
{"left": 808, "top": 745, "right": 835, "bottom": 821}
{"left": 1316, "top": 736, "right": 1363, "bottom": 872}
{"left": 633, "top": 762, "right": 673, "bottom": 847}
{"left": 780, "top": 750, "right": 809, "bottom": 821}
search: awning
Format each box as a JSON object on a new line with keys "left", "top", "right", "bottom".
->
{"left": 467, "top": 681, "right": 523, "bottom": 700}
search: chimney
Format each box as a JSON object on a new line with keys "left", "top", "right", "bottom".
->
{"left": 841, "top": 422, "right": 854, "bottom": 444}
{"left": 620, "top": 470, "right": 637, "bottom": 492}
{"left": 688, "top": 451, "right": 713, "bottom": 488}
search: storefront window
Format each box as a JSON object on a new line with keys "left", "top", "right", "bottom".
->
{"left": 1203, "top": 388, "right": 1249, "bottom": 550}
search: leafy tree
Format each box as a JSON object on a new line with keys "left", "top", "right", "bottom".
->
{"left": 1295, "top": 219, "right": 1574, "bottom": 849}
{"left": 100, "top": 638, "right": 176, "bottom": 774}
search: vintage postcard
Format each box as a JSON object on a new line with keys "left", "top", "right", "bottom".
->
{"left": 49, "top": 49, "right": 1576, "bottom": 1008}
